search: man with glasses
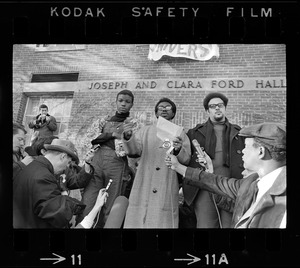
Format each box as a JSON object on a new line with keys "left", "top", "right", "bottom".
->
{"left": 183, "top": 92, "right": 245, "bottom": 228}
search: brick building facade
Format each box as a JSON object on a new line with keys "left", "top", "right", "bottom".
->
{"left": 13, "top": 44, "right": 286, "bottom": 159}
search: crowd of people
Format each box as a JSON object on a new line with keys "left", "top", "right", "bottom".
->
{"left": 13, "top": 90, "right": 286, "bottom": 229}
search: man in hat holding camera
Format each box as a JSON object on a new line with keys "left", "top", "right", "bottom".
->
{"left": 183, "top": 92, "right": 245, "bottom": 228}
{"left": 166, "top": 122, "right": 286, "bottom": 228}
{"left": 28, "top": 104, "right": 57, "bottom": 138}
{"left": 13, "top": 139, "right": 87, "bottom": 228}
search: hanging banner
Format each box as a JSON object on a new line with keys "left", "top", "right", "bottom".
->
{"left": 148, "top": 44, "right": 219, "bottom": 61}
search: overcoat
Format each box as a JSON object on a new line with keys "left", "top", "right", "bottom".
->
{"left": 123, "top": 125, "right": 191, "bottom": 228}
{"left": 184, "top": 166, "right": 286, "bottom": 228}
{"left": 183, "top": 120, "right": 245, "bottom": 207}
{"left": 13, "top": 156, "right": 86, "bottom": 228}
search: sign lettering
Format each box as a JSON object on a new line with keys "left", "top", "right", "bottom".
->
{"left": 148, "top": 44, "right": 219, "bottom": 61}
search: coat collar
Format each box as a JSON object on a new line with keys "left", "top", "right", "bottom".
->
{"left": 252, "top": 166, "right": 286, "bottom": 214}
{"left": 196, "top": 119, "right": 241, "bottom": 140}
{"left": 35, "top": 155, "right": 54, "bottom": 174}
{"left": 235, "top": 167, "right": 286, "bottom": 228}
{"left": 268, "top": 166, "right": 286, "bottom": 195}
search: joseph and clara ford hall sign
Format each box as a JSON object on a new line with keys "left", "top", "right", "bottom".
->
{"left": 23, "top": 77, "right": 286, "bottom": 93}
{"left": 86, "top": 78, "right": 286, "bottom": 91}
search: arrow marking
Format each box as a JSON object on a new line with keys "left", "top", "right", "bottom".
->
{"left": 40, "top": 253, "right": 66, "bottom": 265}
{"left": 174, "top": 253, "right": 201, "bottom": 265}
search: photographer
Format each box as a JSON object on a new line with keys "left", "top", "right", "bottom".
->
{"left": 28, "top": 104, "right": 57, "bottom": 138}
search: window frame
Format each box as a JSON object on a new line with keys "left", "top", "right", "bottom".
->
{"left": 23, "top": 94, "right": 74, "bottom": 146}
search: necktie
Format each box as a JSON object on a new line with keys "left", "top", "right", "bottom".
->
{"left": 250, "top": 180, "right": 259, "bottom": 206}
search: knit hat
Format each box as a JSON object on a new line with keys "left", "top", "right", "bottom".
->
{"left": 154, "top": 97, "right": 177, "bottom": 119}
{"left": 203, "top": 92, "right": 228, "bottom": 110}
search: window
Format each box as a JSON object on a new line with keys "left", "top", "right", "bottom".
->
{"left": 31, "top": 73, "right": 79, "bottom": 82}
{"left": 23, "top": 96, "right": 73, "bottom": 146}
{"left": 34, "top": 44, "right": 85, "bottom": 52}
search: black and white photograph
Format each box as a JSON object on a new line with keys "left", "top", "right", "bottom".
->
{"left": 12, "top": 44, "right": 286, "bottom": 229}
{"left": 1, "top": 0, "right": 298, "bottom": 267}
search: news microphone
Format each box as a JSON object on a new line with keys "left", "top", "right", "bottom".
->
{"left": 192, "top": 139, "right": 208, "bottom": 169}
{"left": 105, "top": 179, "right": 113, "bottom": 191}
{"left": 104, "top": 196, "right": 129, "bottom": 228}
{"left": 92, "top": 144, "right": 101, "bottom": 151}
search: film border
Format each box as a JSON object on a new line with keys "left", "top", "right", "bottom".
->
{"left": 1, "top": 1, "right": 299, "bottom": 267}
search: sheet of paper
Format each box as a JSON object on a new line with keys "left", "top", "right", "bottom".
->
{"left": 156, "top": 116, "right": 184, "bottom": 142}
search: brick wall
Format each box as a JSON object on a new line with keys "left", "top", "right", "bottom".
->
{"left": 12, "top": 83, "right": 28, "bottom": 124}
{"left": 13, "top": 44, "right": 286, "bottom": 158}
{"left": 13, "top": 44, "right": 286, "bottom": 81}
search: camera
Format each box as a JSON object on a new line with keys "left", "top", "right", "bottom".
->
{"left": 37, "top": 115, "right": 46, "bottom": 124}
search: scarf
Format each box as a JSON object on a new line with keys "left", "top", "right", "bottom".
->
{"left": 109, "top": 111, "right": 130, "bottom": 122}
{"left": 204, "top": 118, "right": 231, "bottom": 167}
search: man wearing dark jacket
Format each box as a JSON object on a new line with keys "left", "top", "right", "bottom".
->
{"left": 183, "top": 92, "right": 245, "bottom": 228}
{"left": 13, "top": 139, "right": 87, "bottom": 228}
{"left": 77, "top": 90, "right": 135, "bottom": 228}
{"left": 13, "top": 136, "right": 94, "bottom": 187}
{"left": 28, "top": 104, "right": 57, "bottom": 138}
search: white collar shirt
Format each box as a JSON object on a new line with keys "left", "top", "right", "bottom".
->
{"left": 255, "top": 166, "right": 284, "bottom": 203}
{"left": 236, "top": 166, "right": 285, "bottom": 228}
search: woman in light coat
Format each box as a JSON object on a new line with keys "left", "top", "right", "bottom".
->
{"left": 122, "top": 98, "right": 191, "bottom": 228}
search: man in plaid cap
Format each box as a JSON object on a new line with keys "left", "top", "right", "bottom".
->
{"left": 166, "top": 122, "right": 286, "bottom": 228}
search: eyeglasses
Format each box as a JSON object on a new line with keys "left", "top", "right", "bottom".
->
{"left": 157, "top": 106, "right": 172, "bottom": 111}
{"left": 208, "top": 103, "right": 225, "bottom": 109}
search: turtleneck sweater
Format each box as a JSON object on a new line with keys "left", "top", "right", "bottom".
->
{"left": 212, "top": 121, "right": 230, "bottom": 177}
{"left": 91, "top": 111, "right": 130, "bottom": 150}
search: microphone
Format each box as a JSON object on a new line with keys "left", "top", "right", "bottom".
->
{"left": 192, "top": 139, "right": 208, "bottom": 169}
{"left": 104, "top": 196, "right": 129, "bottom": 228}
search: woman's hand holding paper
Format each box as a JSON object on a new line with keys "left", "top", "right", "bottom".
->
{"left": 172, "top": 136, "right": 183, "bottom": 152}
